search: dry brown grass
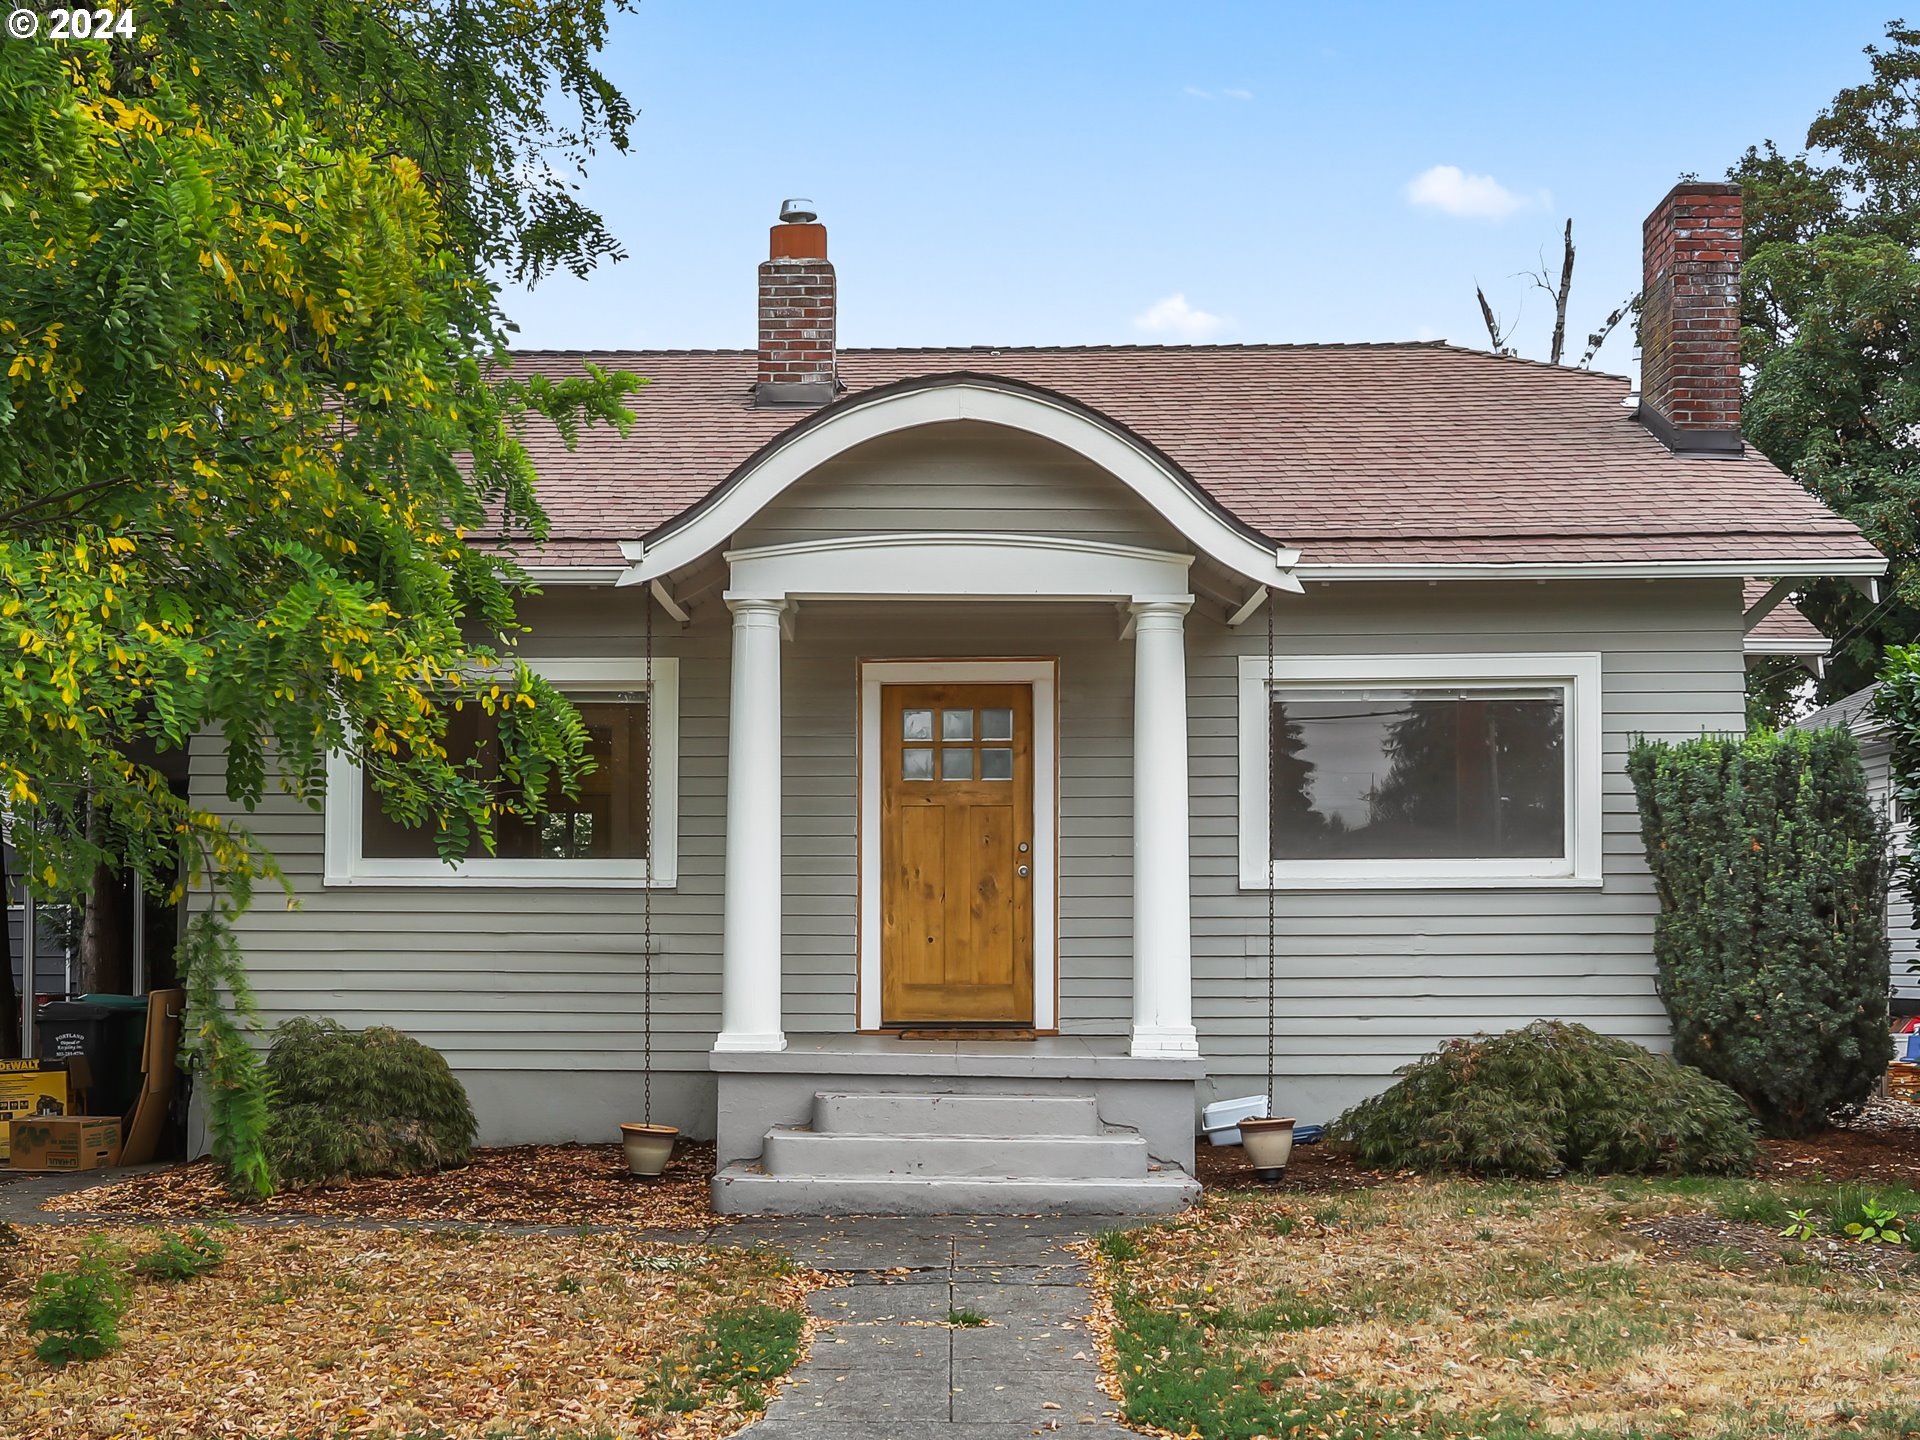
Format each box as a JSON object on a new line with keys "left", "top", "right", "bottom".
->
{"left": 0, "top": 1223, "right": 818, "bottom": 1439}
{"left": 1092, "top": 1179, "right": 1920, "bottom": 1438}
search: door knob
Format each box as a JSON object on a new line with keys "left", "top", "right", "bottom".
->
{"left": 1017, "top": 864, "right": 1030, "bottom": 878}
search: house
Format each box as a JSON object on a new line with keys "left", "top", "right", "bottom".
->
{"left": 192, "top": 182, "right": 1885, "bottom": 1213}
{"left": 1795, "top": 683, "right": 1918, "bottom": 1014}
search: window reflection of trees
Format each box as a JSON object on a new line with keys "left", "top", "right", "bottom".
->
{"left": 1270, "top": 691, "right": 1565, "bottom": 860}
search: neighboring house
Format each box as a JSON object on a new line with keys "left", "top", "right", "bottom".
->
{"left": 1795, "top": 683, "right": 1918, "bottom": 1014}
{"left": 3, "top": 826, "right": 74, "bottom": 1006}
{"left": 1742, "top": 578, "right": 1835, "bottom": 679}
{"left": 191, "top": 182, "right": 1885, "bottom": 1213}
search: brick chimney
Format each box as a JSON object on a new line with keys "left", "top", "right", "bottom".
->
{"left": 755, "top": 199, "right": 836, "bottom": 408}
{"left": 1637, "top": 180, "right": 1744, "bottom": 456}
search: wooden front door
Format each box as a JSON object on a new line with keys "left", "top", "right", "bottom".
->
{"left": 880, "top": 683, "right": 1035, "bottom": 1026}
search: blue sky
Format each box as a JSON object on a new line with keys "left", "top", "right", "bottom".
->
{"left": 500, "top": 1, "right": 1897, "bottom": 372}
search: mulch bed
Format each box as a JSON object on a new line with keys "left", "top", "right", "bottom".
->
{"left": 1629, "top": 1211, "right": 1917, "bottom": 1279}
{"left": 1756, "top": 1097, "right": 1920, "bottom": 1185}
{"left": 40, "top": 1140, "right": 725, "bottom": 1229}
{"left": 1199, "top": 1097, "right": 1920, "bottom": 1194}
{"left": 1194, "top": 1136, "right": 1388, "bottom": 1193}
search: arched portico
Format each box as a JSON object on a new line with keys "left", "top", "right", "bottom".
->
{"left": 615, "top": 374, "right": 1302, "bottom": 597}
{"left": 625, "top": 376, "right": 1301, "bottom": 1070}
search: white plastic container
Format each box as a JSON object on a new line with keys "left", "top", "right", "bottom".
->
{"left": 1202, "top": 1094, "right": 1270, "bottom": 1147}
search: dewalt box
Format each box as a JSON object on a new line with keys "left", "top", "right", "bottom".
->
{"left": 8, "top": 1116, "right": 120, "bottom": 1172}
{"left": 0, "top": 1060, "right": 68, "bottom": 1164}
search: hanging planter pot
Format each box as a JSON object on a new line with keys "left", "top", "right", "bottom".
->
{"left": 1238, "top": 1116, "right": 1296, "bottom": 1182}
{"left": 620, "top": 1122, "right": 679, "bottom": 1180}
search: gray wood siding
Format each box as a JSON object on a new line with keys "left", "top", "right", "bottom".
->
{"left": 191, "top": 587, "right": 733, "bottom": 1074}
{"left": 1857, "top": 742, "right": 1919, "bottom": 1003}
{"left": 186, "top": 432, "right": 1750, "bottom": 1137}
{"left": 1191, "top": 579, "right": 1747, "bottom": 1119}
{"left": 734, "top": 421, "right": 1178, "bottom": 552}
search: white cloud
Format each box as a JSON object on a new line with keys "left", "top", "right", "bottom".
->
{"left": 1221, "top": 88, "right": 1254, "bottom": 101}
{"left": 1404, "top": 164, "right": 1536, "bottom": 220}
{"left": 1134, "top": 293, "right": 1231, "bottom": 341}
{"left": 1184, "top": 86, "right": 1213, "bottom": 99}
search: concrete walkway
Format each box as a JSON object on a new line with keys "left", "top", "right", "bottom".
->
{"left": 720, "top": 1214, "right": 1139, "bottom": 1438}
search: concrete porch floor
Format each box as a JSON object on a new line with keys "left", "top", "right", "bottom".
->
{"left": 736, "top": 1032, "right": 1188, "bottom": 1074}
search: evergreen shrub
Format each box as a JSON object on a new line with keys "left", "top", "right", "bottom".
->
{"left": 1629, "top": 727, "right": 1891, "bottom": 1136}
{"left": 1328, "top": 1020, "right": 1757, "bottom": 1176}
{"left": 265, "top": 1019, "right": 476, "bottom": 1187}
{"left": 26, "top": 1240, "right": 128, "bottom": 1366}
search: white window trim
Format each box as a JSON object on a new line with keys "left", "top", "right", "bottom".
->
{"left": 857, "top": 659, "right": 1058, "bottom": 1031}
{"left": 1238, "top": 652, "right": 1603, "bottom": 890}
{"left": 324, "top": 657, "right": 679, "bottom": 889}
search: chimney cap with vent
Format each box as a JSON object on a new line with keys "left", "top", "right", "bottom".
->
{"left": 755, "top": 200, "right": 837, "bottom": 408}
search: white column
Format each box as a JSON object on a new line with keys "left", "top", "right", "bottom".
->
{"left": 1129, "top": 598, "right": 1199, "bottom": 1057}
{"left": 714, "top": 596, "right": 788, "bottom": 1052}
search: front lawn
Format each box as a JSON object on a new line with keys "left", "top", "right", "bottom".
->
{"left": 1090, "top": 1174, "right": 1920, "bottom": 1440}
{"left": 0, "top": 1222, "right": 815, "bottom": 1439}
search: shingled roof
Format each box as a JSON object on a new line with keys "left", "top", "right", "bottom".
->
{"left": 501, "top": 342, "right": 1881, "bottom": 574}
{"left": 1796, "top": 682, "right": 1885, "bottom": 737}
{"left": 1742, "top": 579, "right": 1830, "bottom": 653}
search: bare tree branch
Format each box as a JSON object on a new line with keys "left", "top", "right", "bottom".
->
{"left": 1579, "top": 291, "right": 1640, "bottom": 369}
{"left": 1524, "top": 219, "right": 1577, "bottom": 365}
{"left": 1476, "top": 284, "right": 1512, "bottom": 355}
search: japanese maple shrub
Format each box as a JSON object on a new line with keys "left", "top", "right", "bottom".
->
{"left": 1629, "top": 728, "right": 1891, "bottom": 1136}
{"left": 265, "top": 1019, "right": 476, "bottom": 1186}
{"left": 1329, "top": 1020, "right": 1757, "bottom": 1176}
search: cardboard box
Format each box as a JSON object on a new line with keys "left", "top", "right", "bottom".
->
{"left": 0, "top": 1061, "right": 69, "bottom": 1164}
{"left": 1889, "top": 1061, "right": 1920, "bottom": 1107}
{"left": 8, "top": 1116, "right": 121, "bottom": 1172}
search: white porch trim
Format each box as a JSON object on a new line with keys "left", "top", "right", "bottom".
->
{"left": 617, "top": 379, "right": 1303, "bottom": 593}
{"left": 1129, "top": 600, "right": 1198, "bottom": 1057}
{"left": 715, "top": 598, "right": 789, "bottom": 1052}
{"left": 857, "top": 659, "right": 1060, "bottom": 1032}
{"left": 717, "top": 530, "right": 1203, "bottom": 1052}
{"left": 725, "top": 531, "right": 1195, "bottom": 604}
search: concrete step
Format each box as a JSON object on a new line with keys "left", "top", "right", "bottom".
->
{"left": 811, "top": 1090, "right": 1101, "bottom": 1137}
{"left": 713, "top": 1163, "right": 1201, "bottom": 1216}
{"left": 761, "top": 1126, "right": 1147, "bottom": 1181}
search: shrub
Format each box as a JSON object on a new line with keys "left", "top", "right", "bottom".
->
{"left": 1629, "top": 728, "right": 1891, "bottom": 1136}
{"left": 133, "top": 1225, "right": 229, "bottom": 1283}
{"left": 264, "top": 1018, "right": 476, "bottom": 1187}
{"left": 1328, "top": 1020, "right": 1758, "bottom": 1177}
{"left": 177, "top": 913, "right": 276, "bottom": 1199}
{"left": 26, "top": 1240, "right": 128, "bottom": 1366}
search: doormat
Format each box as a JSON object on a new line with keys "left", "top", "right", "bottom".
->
{"left": 891, "top": 1029, "right": 1041, "bottom": 1041}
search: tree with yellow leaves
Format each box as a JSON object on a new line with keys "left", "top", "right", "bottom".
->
{"left": 0, "top": 4, "right": 641, "bottom": 1193}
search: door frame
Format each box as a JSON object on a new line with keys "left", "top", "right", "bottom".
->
{"left": 858, "top": 658, "right": 1059, "bottom": 1032}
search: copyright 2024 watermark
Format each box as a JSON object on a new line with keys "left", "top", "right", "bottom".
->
{"left": 8, "top": 7, "right": 139, "bottom": 40}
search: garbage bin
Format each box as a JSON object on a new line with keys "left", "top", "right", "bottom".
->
{"left": 36, "top": 996, "right": 147, "bottom": 1119}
